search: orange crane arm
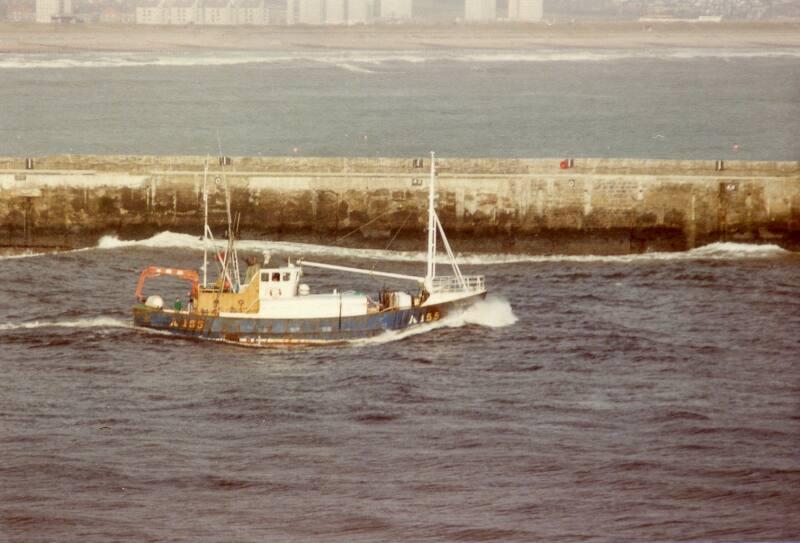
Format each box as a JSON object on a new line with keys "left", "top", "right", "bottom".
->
{"left": 135, "top": 266, "right": 200, "bottom": 301}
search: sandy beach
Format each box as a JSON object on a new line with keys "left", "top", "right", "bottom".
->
{"left": 1, "top": 21, "right": 799, "bottom": 53}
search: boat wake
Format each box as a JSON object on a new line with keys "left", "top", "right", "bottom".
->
{"left": 356, "top": 296, "right": 517, "bottom": 347}
{"left": 0, "top": 317, "right": 130, "bottom": 331}
{"left": 95, "top": 232, "right": 794, "bottom": 265}
{"left": 0, "top": 247, "right": 90, "bottom": 261}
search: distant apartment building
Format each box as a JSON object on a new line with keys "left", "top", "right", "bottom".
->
{"left": 347, "top": 0, "right": 367, "bottom": 23}
{"left": 286, "top": 0, "right": 368, "bottom": 24}
{"left": 297, "top": 0, "right": 323, "bottom": 23}
{"left": 136, "top": 0, "right": 268, "bottom": 25}
{"left": 464, "top": 0, "right": 495, "bottom": 21}
{"left": 35, "top": 0, "right": 72, "bottom": 22}
{"left": 616, "top": 0, "right": 790, "bottom": 19}
{"left": 136, "top": 0, "right": 164, "bottom": 23}
{"left": 236, "top": 0, "right": 268, "bottom": 24}
{"left": 286, "top": 0, "right": 297, "bottom": 23}
{"left": 167, "top": 0, "right": 200, "bottom": 24}
{"left": 508, "top": 0, "right": 542, "bottom": 21}
{"left": 203, "top": 0, "right": 233, "bottom": 24}
{"left": 97, "top": 5, "right": 134, "bottom": 23}
{"left": 380, "top": 0, "right": 411, "bottom": 20}
{"left": 324, "top": 0, "right": 345, "bottom": 23}
{"left": 6, "top": 1, "right": 36, "bottom": 21}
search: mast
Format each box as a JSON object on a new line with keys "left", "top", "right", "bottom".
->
{"left": 425, "top": 151, "right": 437, "bottom": 291}
{"left": 217, "top": 135, "right": 241, "bottom": 293}
{"left": 202, "top": 156, "right": 209, "bottom": 288}
{"left": 435, "top": 214, "right": 466, "bottom": 290}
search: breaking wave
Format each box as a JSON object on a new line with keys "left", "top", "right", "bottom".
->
{"left": 0, "top": 249, "right": 56, "bottom": 260}
{"left": 487, "top": 242, "right": 794, "bottom": 264}
{"left": 0, "top": 317, "right": 130, "bottom": 331}
{"left": 97, "top": 231, "right": 428, "bottom": 261}
{"left": 320, "top": 61, "right": 377, "bottom": 74}
{"left": 681, "top": 242, "right": 791, "bottom": 259}
{"left": 2, "top": 48, "right": 799, "bottom": 70}
{"left": 95, "top": 232, "right": 793, "bottom": 265}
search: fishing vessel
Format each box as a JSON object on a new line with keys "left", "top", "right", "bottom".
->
{"left": 132, "top": 153, "right": 487, "bottom": 346}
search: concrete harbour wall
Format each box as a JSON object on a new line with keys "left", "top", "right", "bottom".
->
{"left": 1, "top": 155, "right": 798, "bottom": 254}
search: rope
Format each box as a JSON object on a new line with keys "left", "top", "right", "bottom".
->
{"left": 383, "top": 210, "right": 415, "bottom": 252}
{"left": 367, "top": 210, "right": 418, "bottom": 286}
{"left": 333, "top": 208, "right": 396, "bottom": 245}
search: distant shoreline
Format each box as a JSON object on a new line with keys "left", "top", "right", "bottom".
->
{"left": 1, "top": 21, "right": 799, "bottom": 54}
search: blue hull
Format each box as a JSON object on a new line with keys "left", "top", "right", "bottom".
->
{"left": 132, "top": 293, "right": 486, "bottom": 346}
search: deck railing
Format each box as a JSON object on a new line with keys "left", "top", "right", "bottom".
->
{"left": 431, "top": 275, "right": 485, "bottom": 294}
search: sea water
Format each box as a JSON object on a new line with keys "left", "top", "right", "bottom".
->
{"left": 0, "top": 48, "right": 798, "bottom": 159}
{"left": 1, "top": 49, "right": 799, "bottom": 541}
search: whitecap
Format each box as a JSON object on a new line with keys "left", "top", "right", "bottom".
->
{"left": 94, "top": 232, "right": 793, "bottom": 265}
{"left": 0, "top": 317, "right": 130, "bottom": 331}
{"left": 0, "top": 247, "right": 91, "bottom": 261}
{"left": 3, "top": 48, "right": 799, "bottom": 71}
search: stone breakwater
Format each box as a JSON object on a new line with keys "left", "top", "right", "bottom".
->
{"left": 0, "top": 155, "right": 798, "bottom": 254}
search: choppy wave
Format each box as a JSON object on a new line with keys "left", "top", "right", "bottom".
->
{"left": 0, "top": 317, "right": 130, "bottom": 331}
{"left": 2, "top": 48, "right": 799, "bottom": 70}
{"left": 95, "top": 232, "right": 793, "bottom": 265}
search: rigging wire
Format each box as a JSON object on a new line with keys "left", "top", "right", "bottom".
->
{"left": 383, "top": 210, "right": 416, "bottom": 252}
{"left": 332, "top": 207, "right": 397, "bottom": 246}
{"left": 367, "top": 209, "right": 418, "bottom": 286}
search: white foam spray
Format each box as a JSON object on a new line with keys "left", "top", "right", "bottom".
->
{"left": 681, "top": 242, "right": 790, "bottom": 259}
{"left": 355, "top": 296, "right": 517, "bottom": 347}
{"left": 96, "top": 232, "right": 200, "bottom": 250}
{"left": 449, "top": 296, "right": 519, "bottom": 328}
